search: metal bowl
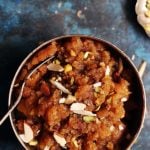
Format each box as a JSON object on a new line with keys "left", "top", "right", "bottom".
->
{"left": 8, "top": 35, "right": 146, "bottom": 150}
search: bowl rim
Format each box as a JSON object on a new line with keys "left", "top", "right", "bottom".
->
{"left": 8, "top": 34, "right": 146, "bottom": 150}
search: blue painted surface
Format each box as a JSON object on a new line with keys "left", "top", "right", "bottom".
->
{"left": 0, "top": 0, "right": 150, "bottom": 149}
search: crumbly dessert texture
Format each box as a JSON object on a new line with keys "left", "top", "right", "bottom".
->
{"left": 14, "top": 37, "right": 130, "bottom": 150}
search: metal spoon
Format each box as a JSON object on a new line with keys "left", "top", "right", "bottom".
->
{"left": 0, "top": 56, "right": 53, "bottom": 126}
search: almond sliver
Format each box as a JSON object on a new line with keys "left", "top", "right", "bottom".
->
{"left": 105, "top": 66, "right": 110, "bottom": 76}
{"left": 93, "top": 82, "right": 102, "bottom": 88}
{"left": 70, "top": 102, "right": 86, "bottom": 111}
{"left": 44, "top": 145, "right": 50, "bottom": 150}
{"left": 19, "top": 123, "right": 34, "bottom": 143}
{"left": 50, "top": 80, "right": 71, "bottom": 94}
{"left": 47, "top": 63, "right": 64, "bottom": 72}
{"left": 72, "top": 110, "right": 96, "bottom": 116}
{"left": 53, "top": 133, "right": 67, "bottom": 148}
{"left": 70, "top": 103, "right": 96, "bottom": 116}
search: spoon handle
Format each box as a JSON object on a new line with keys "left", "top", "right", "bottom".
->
{"left": 0, "top": 82, "right": 25, "bottom": 126}
{"left": 0, "top": 56, "right": 54, "bottom": 126}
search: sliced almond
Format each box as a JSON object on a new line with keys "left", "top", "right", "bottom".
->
{"left": 121, "top": 97, "right": 128, "bottom": 102}
{"left": 59, "top": 95, "right": 76, "bottom": 104}
{"left": 72, "top": 137, "right": 78, "bottom": 148}
{"left": 70, "top": 50, "right": 76, "bottom": 56}
{"left": 70, "top": 77, "right": 74, "bottom": 85}
{"left": 95, "top": 105, "right": 101, "bottom": 112}
{"left": 44, "top": 145, "right": 50, "bottom": 150}
{"left": 72, "top": 110, "right": 96, "bottom": 116}
{"left": 50, "top": 80, "right": 71, "bottom": 94}
{"left": 70, "top": 103, "right": 96, "bottom": 116}
{"left": 93, "top": 82, "right": 102, "bottom": 88}
{"left": 93, "top": 82, "right": 102, "bottom": 93}
{"left": 105, "top": 66, "right": 110, "bottom": 76}
{"left": 70, "top": 102, "right": 86, "bottom": 110}
{"left": 59, "top": 97, "right": 66, "bottom": 104}
{"left": 19, "top": 122, "right": 34, "bottom": 143}
{"left": 119, "top": 124, "right": 124, "bottom": 131}
{"left": 110, "top": 125, "right": 115, "bottom": 132}
{"left": 53, "top": 133, "right": 67, "bottom": 148}
{"left": 47, "top": 63, "right": 64, "bottom": 72}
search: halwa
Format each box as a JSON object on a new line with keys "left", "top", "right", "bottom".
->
{"left": 14, "top": 37, "right": 131, "bottom": 150}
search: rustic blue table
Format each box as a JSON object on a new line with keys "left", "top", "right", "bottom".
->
{"left": 0, "top": 0, "right": 150, "bottom": 149}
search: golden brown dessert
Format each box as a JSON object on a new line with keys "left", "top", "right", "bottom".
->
{"left": 14, "top": 37, "right": 130, "bottom": 150}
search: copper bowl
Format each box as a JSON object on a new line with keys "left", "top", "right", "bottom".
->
{"left": 8, "top": 35, "right": 146, "bottom": 149}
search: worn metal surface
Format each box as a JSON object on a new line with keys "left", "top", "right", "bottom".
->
{"left": 0, "top": 0, "right": 149, "bottom": 149}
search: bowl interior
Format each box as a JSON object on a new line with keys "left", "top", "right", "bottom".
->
{"left": 8, "top": 35, "right": 146, "bottom": 149}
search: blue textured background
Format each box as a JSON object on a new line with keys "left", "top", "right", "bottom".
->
{"left": 0, "top": 0, "right": 150, "bottom": 149}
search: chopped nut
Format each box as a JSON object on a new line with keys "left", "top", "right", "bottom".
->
{"left": 53, "top": 133, "right": 67, "bottom": 148}
{"left": 100, "top": 90, "right": 105, "bottom": 94}
{"left": 54, "top": 59, "right": 60, "bottom": 64}
{"left": 100, "top": 62, "right": 105, "bottom": 67}
{"left": 118, "top": 124, "right": 124, "bottom": 131}
{"left": 29, "top": 139, "right": 38, "bottom": 146}
{"left": 93, "top": 82, "right": 102, "bottom": 88}
{"left": 110, "top": 125, "right": 115, "bottom": 131}
{"left": 59, "top": 97, "right": 66, "bottom": 104}
{"left": 107, "top": 142, "right": 114, "bottom": 149}
{"left": 70, "top": 77, "right": 74, "bottom": 85}
{"left": 100, "top": 116, "right": 105, "bottom": 120}
{"left": 59, "top": 95, "right": 76, "bottom": 104}
{"left": 72, "top": 137, "right": 78, "bottom": 148}
{"left": 95, "top": 105, "right": 101, "bottom": 111}
{"left": 121, "top": 97, "right": 127, "bottom": 102}
{"left": 105, "top": 66, "right": 110, "bottom": 76}
{"left": 64, "top": 64, "right": 72, "bottom": 73}
{"left": 107, "top": 97, "right": 112, "bottom": 104}
{"left": 51, "top": 77, "right": 56, "bottom": 81}
{"left": 83, "top": 116, "right": 96, "bottom": 123}
{"left": 44, "top": 145, "right": 50, "bottom": 150}
{"left": 65, "top": 95, "right": 76, "bottom": 104}
{"left": 47, "top": 63, "right": 64, "bottom": 72}
{"left": 94, "top": 92, "right": 98, "bottom": 97}
{"left": 96, "top": 118, "right": 101, "bottom": 124}
{"left": 93, "top": 82, "right": 101, "bottom": 93}
{"left": 70, "top": 50, "right": 76, "bottom": 56}
{"left": 84, "top": 52, "right": 90, "bottom": 59}
{"left": 95, "top": 87, "right": 100, "bottom": 93}
{"left": 56, "top": 76, "right": 62, "bottom": 82}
